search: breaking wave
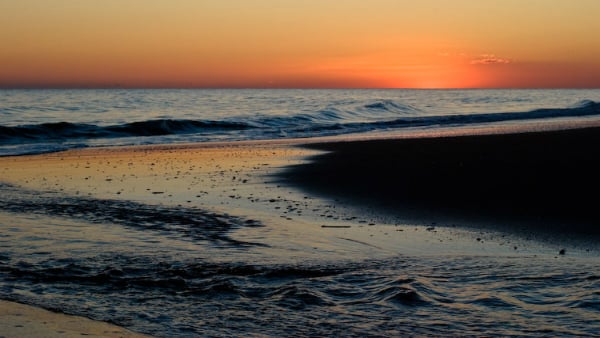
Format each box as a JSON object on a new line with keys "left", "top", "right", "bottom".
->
{"left": 0, "top": 119, "right": 251, "bottom": 142}
{"left": 1, "top": 95, "right": 600, "bottom": 156}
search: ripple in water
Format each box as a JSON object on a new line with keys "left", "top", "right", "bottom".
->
{"left": 0, "top": 185, "right": 599, "bottom": 336}
{"left": 1, "top": 236, "right": 599, "bottom": 336}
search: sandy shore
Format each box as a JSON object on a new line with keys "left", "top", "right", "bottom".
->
{"left": 2, "top": 128, "right": 598, "bottom": 252}
{"left": 0, "top": 140, "right": 317, "bottom": 337}
{"left": 2, "top": 127, "right": 599, "bottom": 335}
{"left": 0, "top": 300, "right": 148, "bottom": 337}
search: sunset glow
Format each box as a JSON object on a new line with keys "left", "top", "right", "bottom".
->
{"left": 2, "top": 0, "right": 600, "bottom": 88}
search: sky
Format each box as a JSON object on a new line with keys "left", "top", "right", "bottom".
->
{"left": 1, "top": 0, "right": 600, "bottom": 89}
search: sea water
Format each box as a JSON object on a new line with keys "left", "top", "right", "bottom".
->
{"left": 1, "top": 89, "right": 600, "bottom": 337}
{"left": 2, "top": 89, "right": 600, "bottom": 156}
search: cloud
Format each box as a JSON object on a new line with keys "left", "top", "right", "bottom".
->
{"left": 470, "top": 54, "right": 511, "bottom": 65}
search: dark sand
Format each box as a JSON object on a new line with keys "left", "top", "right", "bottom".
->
{"left": 282, "top": 126, "right": 600, "bottom": 236}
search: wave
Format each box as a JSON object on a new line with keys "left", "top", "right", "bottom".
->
{"left": 1, "top": 100, "right": 599, "bottom": 155}
{"left": 0, "top": 119, "right": 252, "bottom": 143}
{"left": 362, "top": 99, "right": 422, "bottom": 113}
{"left": 283, "top": 99, "right": 600, "bottom": 135}
{"left": 349, "top": 99, "right": 600, "bottom": 129}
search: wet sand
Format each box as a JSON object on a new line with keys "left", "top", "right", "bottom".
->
{"left": 282, "top": 126, "right": 600, "bottom": 236}
{"left": 0, "top": 300, "right": 147, "bottom": 338}
{"left": 2, "top": 129, "right": 599, "bottom": 255}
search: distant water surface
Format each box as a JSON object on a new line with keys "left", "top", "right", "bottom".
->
{"left": 1, "top": 89, "right": 600, "bottom": 155}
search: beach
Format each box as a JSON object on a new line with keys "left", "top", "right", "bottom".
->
{"left": 0, "top": 300, "right": 147, "bottom": 338}
{"left": 2, "top": 0, "right": 600, "bottom": 331}
{"left": 1, "top": 126, "right": 599, "bottom": 336}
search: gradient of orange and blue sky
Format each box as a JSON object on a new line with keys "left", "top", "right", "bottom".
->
{"left": 1, "top": 0, "right": 600, "bottom": 89}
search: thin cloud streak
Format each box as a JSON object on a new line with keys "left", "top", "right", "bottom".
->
{"left": 471, "top": 54, "right": 512, "bottom": 65}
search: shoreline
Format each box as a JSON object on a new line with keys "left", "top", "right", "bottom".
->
{"left": 5, "top": 114, "right": 600, "bottom": 159}
{"left": 4, "top": 123, "right": 600, "bottom": 239}
{"left": 0, "top": 300, "right": 148, "bottom": 338}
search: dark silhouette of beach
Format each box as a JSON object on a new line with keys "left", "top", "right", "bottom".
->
{"left": 282, "top": 126, "right": 600, "bottom": 235}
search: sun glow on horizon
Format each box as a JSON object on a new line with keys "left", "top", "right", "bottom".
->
{"left": 1, "top": 0, "right": 600, "bottom": 88}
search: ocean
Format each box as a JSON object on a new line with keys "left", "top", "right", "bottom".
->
{"left": 1, "top": 89, "right": 600, "bottom": 337}
{"left": 2, "top": 89, "right": 600, "bottom": 156}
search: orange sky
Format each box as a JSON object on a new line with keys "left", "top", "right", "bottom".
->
{"left": 1, "top": 0, "right": 600, "bottom": 88}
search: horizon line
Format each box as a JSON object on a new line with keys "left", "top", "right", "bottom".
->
{"left": 1, "top": 86, "right": 599, "bottom": 90}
